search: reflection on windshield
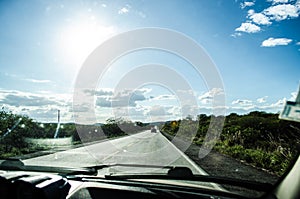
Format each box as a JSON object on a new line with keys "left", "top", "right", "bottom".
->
{"left": 0, "top": 1, "right": 300, "bottom": 198}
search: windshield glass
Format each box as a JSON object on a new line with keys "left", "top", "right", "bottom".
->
{"left": 1, "top": 0, "right": 300, "bottom": 198}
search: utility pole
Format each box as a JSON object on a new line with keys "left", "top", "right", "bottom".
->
{"left": 54, "top": 110, "right": 61, "bottom": 138}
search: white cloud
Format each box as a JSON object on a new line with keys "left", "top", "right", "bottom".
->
{"left": 152, "top": 94, "right": 176, "bottom": 100}
{"left": 235, "top": 22, "right": 261, "bottom": 33}
{"left": 0, "top": 89, "right": 73, "bottom": 122}
{"left": 240, "top": 1, "right": 255, "bottom": 9}
{"left": 23, "top": 78, "right": 52, "bottom": 83}
{"left": 236, "top": 1, "right": 300, "bottom": 37}
{"left": 232, "top": 99, "right": 253, "bottom": 106}
{"left": 269, "top": 98, "right": 286, "bottom": 108}
{"left": 199, "top": 88, "right": 224, "bottom": 100}
{"left": 261, "top": 37, "right": 292, "bottom": 47}
{"left": 297, "top": 0, "right": 300, "bottom": 8}
{"left": 199, "top": 88, "right": 224, "bottom": 104}
{"left": 0, "top": 90, "right": 69, "bottom": 107}
{"left": 231, "top": 32, "right": 242, "bottom": 37}
{"left": 229, "top": 97, "right": 288, "bottom": 113}
{"left": 2, "top": 94, "right": 53, "bottom": 107}
{"left": 268, "top": 0, "right": 289, "bottom": 4}
{"left": 181, "top": 104, "right": 200, "bottom": 117}
{"left": 248, "top": 9, "right": 255, "bottom": 15}
{"left": 141, "top": 105, "right": 178, "bottom": 122}
{"left": 96, "top": 97, "right": 112, "bottom": 107}
{"left": 257, "top": 96, "right": 268, "bottom": 103}
{"left": 84, "top": 88, "right": 113, "bottom": 96}
{"left": 248, "top": 10, "right": 272, "bottom": 25}
{"left": 263, "top": 4, "right": 300, "bottom": 21}
{"left": 231, "top": 106, "right": 256, "bottom": 111}
{"left": 175, "top": 89, "right": 198, "bottom": 106}
{"left": 147, "top": 105, "right": 170, "bottom": 116}
{"left": 118, "top": 7, "right": 129, "bottom": 14}
{"left": 119, "top": 7, "right": 129, "bottom": 14}
{"left": 296, "top": 42, "right": 300, "bottom": 45}
{"left": 111, "top": 91, "right": 144, "bottom": 107}
{"left": 96, "top": 89, "right": 147, "bottom": 108}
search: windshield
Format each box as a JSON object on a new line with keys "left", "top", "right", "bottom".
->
{"left": 1, "top": 0, "right": 300, "bottom": 198}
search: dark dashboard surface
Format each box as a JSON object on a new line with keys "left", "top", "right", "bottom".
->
{"left": 0, "top": 171, "right": 247, "bottom": 199}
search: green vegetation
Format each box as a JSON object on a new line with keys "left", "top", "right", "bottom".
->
{"left": 1, "top": 107, "right": 299, "bottom": 176}
{"left": 161, "top": 111, "right": 300, "bottom": 176}
{"left": 0, "top": 109, "right": 148, "bottom": 158}
{"left": 74, "top": 118, "right": 149, "bottom": 143}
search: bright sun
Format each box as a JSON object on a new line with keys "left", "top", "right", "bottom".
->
{"left": 59, "top": 20, "right": 115, "bottom": 66}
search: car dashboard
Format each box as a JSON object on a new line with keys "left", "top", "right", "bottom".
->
{"left": 1, "top": 153, "right": 300, "bottom": 199}
{"left": 0, "top": 170, "right": 250, "bottom": 199}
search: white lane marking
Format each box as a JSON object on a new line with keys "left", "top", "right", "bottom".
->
{"left": 126, "top": 142, "right": 134, "bottom": 147}
{"left": 100, "top": 140, "right": 137, "bottom": 162}
{"left": 160, "top": 134, "right": 224, "bottom": 191}
{"left": 102, "top": 150, "right": 120, "bottom": 161}
{"left": 121, "top": 141, "right": 139, "bottom": 152}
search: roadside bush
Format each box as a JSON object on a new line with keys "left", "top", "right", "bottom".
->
{"left": 213, "top": 142, "right": 293, "bottom": 175}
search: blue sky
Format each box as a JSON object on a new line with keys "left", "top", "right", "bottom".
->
{"left": 0, "top": 0, "right": 299, "bottom": 123}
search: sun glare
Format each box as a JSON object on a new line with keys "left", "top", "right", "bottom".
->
{"left": 59, "top": 20, "right": 115, "bottom": 66}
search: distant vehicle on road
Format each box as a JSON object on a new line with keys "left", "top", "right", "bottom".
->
{"left": 151, "top": 127, "right": 157, "bottom": 133}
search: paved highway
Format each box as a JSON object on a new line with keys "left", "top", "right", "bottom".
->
{"left": 23, "top": 130, "right": 223, "bottom": 190}
{"left": 23, "top": 131, "right": 207, "bottom": 175}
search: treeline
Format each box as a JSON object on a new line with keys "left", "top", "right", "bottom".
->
{"left": 0, "top": 109, "right": 149, "bottom": 158}
{"left": 74, "top": 118, "right": 149, "bottom": 143}
{"left": 161, "top": 111, "right": 300, "bottom": 175}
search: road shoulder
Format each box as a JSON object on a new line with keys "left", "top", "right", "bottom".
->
{"left": 161, "top": 132, "right": 279, "bottom": 196}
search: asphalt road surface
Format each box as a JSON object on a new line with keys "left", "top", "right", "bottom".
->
{"left": 24, "top": 131, "right": 206, "bottom": 174}
{"left": 22, "top": 130, "right": 224, "bottom": 190}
